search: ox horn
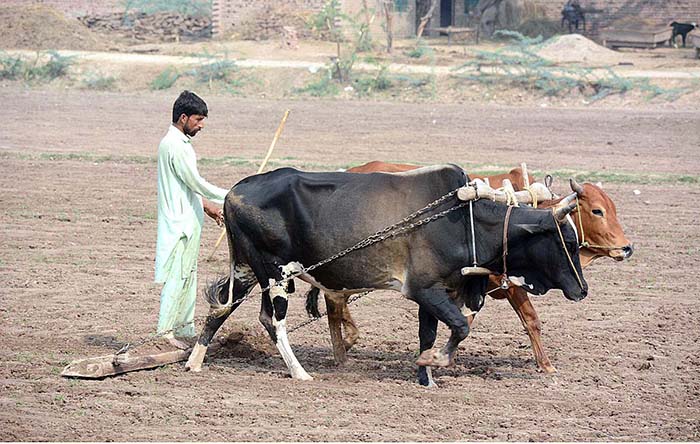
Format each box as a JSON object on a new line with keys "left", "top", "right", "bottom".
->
{"left": 569, "top": 177, "right": 584, "bottom": 197}
{"left": 554, "top": 193, "right": 577, "bottom": 222}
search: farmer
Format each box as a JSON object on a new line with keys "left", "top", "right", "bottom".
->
{"left": 155, "top": 90, "right": 228, "bottom": 349}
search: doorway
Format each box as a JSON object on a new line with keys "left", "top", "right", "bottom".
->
{"left": 440, "top": 0, "right": 453, "bottom": 27}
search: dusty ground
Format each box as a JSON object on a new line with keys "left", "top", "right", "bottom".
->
{"left": 1, "top": 88, "right": 699, "bottom": 441}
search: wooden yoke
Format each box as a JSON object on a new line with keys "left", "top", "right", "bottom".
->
{"left": 457, "top": 180, "right": 554, "bottom": 204}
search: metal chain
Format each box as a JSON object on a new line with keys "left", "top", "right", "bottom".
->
{"left": 257, "top": 188, "right": 464, "bottom": 295}
{"left": 114, "top": 316, "right": 209, "bottom": 357}
{"left": 116, "top": 187, "right": 466, "bottom": 356}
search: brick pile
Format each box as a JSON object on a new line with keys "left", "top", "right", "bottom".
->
{"left": 78, "top": 12, "right": 212, "bottom": 43}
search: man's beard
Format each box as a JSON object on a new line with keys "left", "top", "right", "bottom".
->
{"left": 184, "top": 126, "right": 199, "bottom": 137}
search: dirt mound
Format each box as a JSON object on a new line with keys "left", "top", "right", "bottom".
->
{"left": 535, "top": 33, "right": 623, "bottom": 65}
{"left": 0, "top": 5, "right": 109, "bottom": 51}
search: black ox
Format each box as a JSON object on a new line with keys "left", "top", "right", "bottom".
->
{"left": 185, "top": 165, "right": 588, "bottom": 381}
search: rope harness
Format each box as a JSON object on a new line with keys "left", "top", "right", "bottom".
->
{"left": 484, "top": 203, "right": 587, "bottom": 296}
{"left": 484, "top": 205, "right": 515, "bottom": 295}
{"left": 575, "top": 198, "right": 628, "bottom": 251}
{"left": 555, "top": 210, "right": 586, "bottom": 291}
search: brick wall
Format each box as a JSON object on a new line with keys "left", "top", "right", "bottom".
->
{"left": 212, "top": 0, "right": 327, "bottom": 37}
{"left": 528, "top": 0, "right": 700, "bottom": 38}
{"left": 4, "top": 0, "right": 124, "bottom": 17}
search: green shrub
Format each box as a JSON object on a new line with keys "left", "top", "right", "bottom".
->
{"left": 0, "top": 53, "right": 24, "bottom": 80}
{"left": 190, "top": 60, "right": 237, "bottom": 84}
{"left": 307, "top": 0, "right": 348, "bottom": 41}
{"left": 36, "top": 51, "right": 74, "bottom": 80}
{"left": 353, "top": 65, "right": 392, "bottom": 95}
{"left": 405, "top": 40, "right": 434, "bottom": 59}
{"left": 83, "top": 73, "right": 117, "bottom": 90}
{"left": 293, "top": 74, "right": 340, "bottom": 97}
{"left": 150, "top": 66, "right": 180, "bottom": 90}
{"left": 0, "top": 51, "right": 73, "bottom": 83}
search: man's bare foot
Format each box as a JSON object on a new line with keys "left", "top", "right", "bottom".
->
{"left": 162, "top": 334, "right": 194, "bottom": 350}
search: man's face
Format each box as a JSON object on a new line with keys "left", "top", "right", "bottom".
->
{"left": 181, "top": 114, "right": 206, "bottom": 137}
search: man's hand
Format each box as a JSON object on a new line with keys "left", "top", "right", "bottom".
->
{"left": 203, "top": 200, "right": 224, "bottom": 227}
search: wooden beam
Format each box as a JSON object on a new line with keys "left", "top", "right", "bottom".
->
{"left": 61, "top": 349, "right": 191, "bottom": 379}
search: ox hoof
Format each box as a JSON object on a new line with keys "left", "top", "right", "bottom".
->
{"left": 292, "top": 371, "right": 314, "bottom": 381}
{"left": 185, "top": 343, "right": 207, "bottom": 372}
{"left": 185, "top": 361, "right": 202, "bottom": 372}
{"left": 417, "top": 367, "right": 439, "bottom": 388}
{"left": 416, "top": 349, "right": 450, "bottom": 367}
{"left": 424, "top": 379, "right": 439, "bottom": 389}
{"left": 540, "top": 364, "right": 558, "bottom": 375}
{"left": 185, "top": 359, "right": 202, "bottom": 373}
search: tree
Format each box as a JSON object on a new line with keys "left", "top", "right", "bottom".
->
{"left": 416, "top": 0, "right": 438, "bottom": 40}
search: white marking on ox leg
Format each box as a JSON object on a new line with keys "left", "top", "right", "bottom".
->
{"left": 270, "top": 280, "right": 313, "bottom": 381}
{"left": 425, "top": 366, "right": 438, "bottom": 388}
{"left": 185, "top": 343, "right": 208, "bottom": 372}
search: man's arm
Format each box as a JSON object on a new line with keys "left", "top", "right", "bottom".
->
{"left": 203, "top": 199, "right": 224, "bottom": 226}
{"left": 169, "top": 145, "right": 229, "bottom": 204}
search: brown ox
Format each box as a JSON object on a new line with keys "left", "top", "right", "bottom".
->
{"left": 310, "top": 160, "right": 632, "bottom": 374}
{"left": 349, "top": 161, "right": 537, "bottom": 190}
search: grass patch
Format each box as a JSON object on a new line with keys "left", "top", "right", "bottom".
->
{"left": 82, "top": 73, "right": 117, "bottom": 91}
{"left": 151, "top": 59, "right": 245, "bottom": 93}
{"left": 5, "top": 151, "right": 698, "bottom": 185}
{"left": 293, "top": 74, "right": 340, "bottom": 97}
{"left": 352, "top": 64, "right": 392, "bottom": 96}
{"left": 3, "top": 151, "right": 155, "bottom": 164}
{"left": 0, "top": 51, "right": 74, "bottom": 83}
{"left": 404, "top": 39, "right": 434, "bottom": 59}
{"left": 150, "top": 66, "right": 180, "bottom": 90}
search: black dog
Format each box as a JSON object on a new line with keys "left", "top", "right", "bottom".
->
{"left": 669, "top": 21, "right": 697, "bottom": 48}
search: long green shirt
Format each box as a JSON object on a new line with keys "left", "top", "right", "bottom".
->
{"left": 155, "top": 125, "right": 228, "bottom": 283}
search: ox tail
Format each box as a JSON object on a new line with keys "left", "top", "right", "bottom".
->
{"left": 305, "top": 286, "right": 322, "bottom": 318}
{"left": 206, "top": 275, "right": 232, "bottom": 318}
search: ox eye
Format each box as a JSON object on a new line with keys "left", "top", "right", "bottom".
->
{"left": 592, "top": 209, "right": 604, "bottom": 217}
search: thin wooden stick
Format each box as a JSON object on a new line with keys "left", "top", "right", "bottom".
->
{"left": 257, "top": 109, "right": 290, "bottom": 175}
{"left": 207, "top": 109, "right": 291, "bottom": 261}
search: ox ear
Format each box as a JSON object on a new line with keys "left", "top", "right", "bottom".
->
{"left": 514, "top": 223, "right": 547, "bottom": 235}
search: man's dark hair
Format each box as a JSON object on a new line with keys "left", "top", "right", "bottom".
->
{"left": 172, "top": 90, "right": 208, "bottom": 123}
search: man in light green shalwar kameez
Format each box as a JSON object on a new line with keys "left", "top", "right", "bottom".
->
{"left": 155, "top": 91, "right": 228, "bottom": 347}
